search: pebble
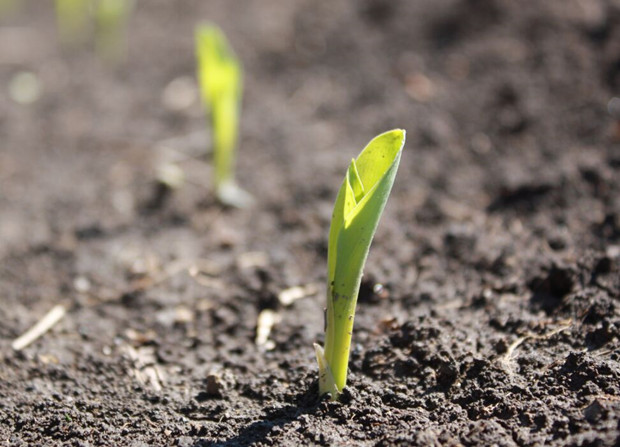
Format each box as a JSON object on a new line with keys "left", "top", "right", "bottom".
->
{"left": 405, "top": 73, "right": 436, "bottom": 102}
{"left": 8, "top": 71, "right": 41, "bottom": 105}
{"left": 161, "top": 76, "right": 198, "bottom": 111}
{"left": 608, "top": 97, "right": 620, "bottom": 119}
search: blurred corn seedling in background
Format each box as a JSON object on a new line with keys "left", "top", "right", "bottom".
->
{"left": 195, "top": 23, "right": 253, "bottom": 208}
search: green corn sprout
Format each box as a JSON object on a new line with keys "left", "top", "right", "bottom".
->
{"left": 94, "top": 0, "right": 134, "bottom": 63}
{"left": 195, "top": 23, "right": 253, "bottom": 208}
{"left": 315, "top": 129, "right": 406, "bottom": 400}
{"left": 55, "top": 0, "right": 91, "bottom": 45}
{"left": 0, "top": 0, "right": 18, "bottom": 18}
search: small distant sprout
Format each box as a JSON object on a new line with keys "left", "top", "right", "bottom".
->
{"left": 94, "top": 0, "right": 134, "bottom": 64}
{"left": 55, "top": 0, "right": 133, "bottom": 63}
{"left": 314, "top": 129, "right": 406, "bottom": 401}
{"left": 195, "top": 23, "right": 253, "bottom": 208}
{"left": 0, "top": 0, "right": 18, "bottom": 18}
{"left": 55, "top": 0, "right": 91, "bottom": 45}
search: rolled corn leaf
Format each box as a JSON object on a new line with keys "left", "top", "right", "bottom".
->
{"left": 317, "top": 129, "right": 405, "bottom": 400}
{"left": 94, "top": 0, "right": 134, "bottom": 64}
{"left": 55, "top": 0, "right": 91, "bottom": 45}
{"left": 195, "top": 24, "right": 251, "bottom": 207}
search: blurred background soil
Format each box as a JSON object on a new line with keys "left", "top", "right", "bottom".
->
{"left": 1, "top": 0, "right": 619, "bottom": 445}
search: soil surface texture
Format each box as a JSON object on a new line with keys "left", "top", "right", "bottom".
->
{"left": 1, "top": 1, "right": 620, "bottom": 446}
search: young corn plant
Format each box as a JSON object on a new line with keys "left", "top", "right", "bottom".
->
{"left": 55, "top": 0, "right": 91, "bottom": 45}
{"left": 94, "top": 0, "right": 134, "bottom": 63}
{"left": 195, "top": 23, "right": 253, "bottom": 208}
{"left": 55, "top": 0, "right": 133, "bottom": 63}
{"left": 0, "top": 0, "right": 18, "bottom": 18}
{"left": 315, "top": 129, "right": 406, "bottom": 400}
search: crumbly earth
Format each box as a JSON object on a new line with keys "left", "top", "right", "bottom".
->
{"left": 1, "top": 0, "right": 619, "bottom": 445}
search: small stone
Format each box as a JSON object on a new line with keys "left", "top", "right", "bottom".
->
{"left": 405, "top": 73, "right": 436, "bottom": 102}
{"left": 495, "top": 338, "right": 509, "bottom": 354}
{"left": 372, "top": 283, "right": 389, "bottom": 299}
{"left": 73, "top": 276, "right": 91, "bottom": 293}
{"left": 174, "top": 306, "right": 194, "bottom": 324}
{"left": 161, "top": 76, "right": 198, "bottom": 111}
{"left": 156, "top": 163, "right": 185, "bottom": 189}
{"left": 584, "top": 400, "right": 607, "bottom": 423}
{"left": 203, "top": 370, "right": 235, "bottom": 398}
{"left": 607, "top": 245, "right": 620, "bottom": 258}
{"left": 9, "top": 71, "right": 41, "bottom": 105}
{"left": 205, "top": 374, "right": 224, "bottom": 397}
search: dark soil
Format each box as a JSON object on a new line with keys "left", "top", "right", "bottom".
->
{"left": 2, "top": 0, "right": 620, "bottom": 445}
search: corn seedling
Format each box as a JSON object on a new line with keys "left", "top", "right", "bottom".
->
{"left": 55, "top": 0, "right": 91, "bottom": 45}
{"left": 55, "top": 0, "right": 133, "bottom": 62}
{"left": 315, "top": 129, "right": 405, "bottom": 400}
{"left": 94, "top": 0, "right": 134, "bottom": 63}
{"left": 195, "top": 23, "right": 253, "bottom": 208}
{"left": 0, "top": 0, "right": 18, "bottom": 18}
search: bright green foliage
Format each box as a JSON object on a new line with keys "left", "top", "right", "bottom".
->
{"left": 94, "top": 0, "right": 134, "bottom": 63}
{"left": 195, "top": 24, "right": 251, "bottom": 207}
{"left": 315, "top": 129, "right": 406, "bottom": 400}
{"left": 55, "top": 0, "right": 91, "bottom": 45}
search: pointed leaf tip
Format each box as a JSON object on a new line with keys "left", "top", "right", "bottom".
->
{"left": 347, "top": 158, "right": 365, "bottom": 203}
